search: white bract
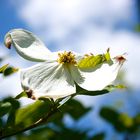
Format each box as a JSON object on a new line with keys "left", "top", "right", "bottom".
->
{"left": 4, "top": 29, "right": 125, "bottom": 100}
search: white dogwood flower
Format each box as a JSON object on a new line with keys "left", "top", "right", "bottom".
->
{"left": 4, "top": 29, "right": 125, "bottom": 100}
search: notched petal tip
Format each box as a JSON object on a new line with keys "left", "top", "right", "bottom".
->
{"left": 4, "top": 35, "right": 12, "bottom": 49}
{"left": 26, "top": 89, "right": 36, "bottom": 100}
{"left": 114, "top": 55, "right": 126, "bottom": 64}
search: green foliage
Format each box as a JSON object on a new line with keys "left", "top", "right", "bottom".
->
{"left": 5, "top": 98, "right": 20, "bottom": 127}
{"left": 0, "top": 96, "right": 92, "bottom": 139}
{"left": 15, "top": 100, "right": 52, "bottom": 128}
{"left": 3, "top": 98, "right": 93, "bottom": 140}
{"left": 135, "top": 24, "right": 140, "bottom": 32}
{"left": 15, "top": 126, "right": 106, "bottom": 140}
{"left": 100, "top": 107, "right": 140, "bottom": 133}
{"left": 60, "top": 99, "right": 91, "bottom": 120}
{"left": 119, "top": 114, "right": 133, "bottom": 128}
{"left": 0, "top": 84, "right": 116, "bottom": 139}
{"left": 0, "top": 64, "right": 9, "bottom": 73}
{"left": 134, "top": 114, "right": 140, "bottom": 126}
{"left": 1, "top": 93, "right": 139, "bottom": 140}
{"left": 0, "top": 98, "right": 20, "bottom": 120}
{"left": 100, "top": 107, "right": 127, "bottom": 132}
{"left": 0, "top": 97, "right": 20, "bottom": 137}
{"left": 91, "top": 133, "right": 105, "bottom": 140}
{"left": 1, "top": 99, "right": 53, "bottom": 137}
{"left": 0, "top": 64, "right": 18, "bottom": 76}
{"left": 16, "top": 125, "right": 92, "bottom": 140}
{"left": 0, "top": 118, "right": 2, "bottom": 129}
{"left": 3, "top": 66, "right": 19, "bottom": 76}
{"left": 0, "top": 102, "right": 11, "bottom": 117}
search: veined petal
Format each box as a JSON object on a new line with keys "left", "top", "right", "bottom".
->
{"left": 71, "top": 57, "right": 125, "bottom": 91}
{"left": 20, "top": 61, "right": 76, "bottom": 100}
{"left": 4, "top": 29, "right": 51, "bottom": 62}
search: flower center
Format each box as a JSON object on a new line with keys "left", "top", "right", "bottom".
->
{"left": 57, "top": 51, "right": 77, "bottom": 64}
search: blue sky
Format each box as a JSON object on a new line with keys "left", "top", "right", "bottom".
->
{"left": 0, "top": 1, "right": 140, "bottom": 139}
{"left": 0, "top": 1, "right": 25, "bottom": 41}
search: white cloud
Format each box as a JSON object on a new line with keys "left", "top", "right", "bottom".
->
{"left": 0, "top": 72, "right": 21, "bottom": 99}
{"left": 14, "top": 0, "right": 134, "bottom": 45}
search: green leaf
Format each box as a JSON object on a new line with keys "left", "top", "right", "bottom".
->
{"left": 2, "top": 99, "right": 53, "bottom": 137}
{"left": 0, "top": 102, "right": 11, "bottom": 117}
{"left": 1, "top": 97, "right": 93, "bottom": 139}
{"left": 0, "top": 64, "right": 9, "bottom": 73}
{"left": 15, "top": 100, "right": 51, "bottom": 127}
{"left": 135, "top": 24, "right": 140, "bottom": 32}
{"left": 57, "top": 127, "right": 88, "bottom": 140}
{"left": 91, "top": 133, "right": 105, "bottom": 140}
{"left": 100, "top": 107, "right": 134, "bottom": 132}
{"left": 61, "top": 99, "right": 91, "bottom": 120}
{"left": 16, "top": 126, "right": 53, "bottom": 140}
{"left": 3, "top": 66, "right": 18, "bottom": 76}
{"left": 15, "top": 91, "right": 28, "bottom": 99}
{"left": 119, "top": 114, "right": 133, "bottom": 128}
{"left": 0, "top": 118, "right": 3, "bottom": 129}
{"left": 16, "top": 125, "right": 90, "bottom": 140}
{"left": 4, "top": 98, "right": 20, "bottom": 127}
{"left": 47, "top": 99, "right": 91, "bottom": 127}
{"left": 100, "top": 107, "right": 125, "bottom": 132}
{"left": 134, "top": 114, "right": 140, "bottom": 125}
